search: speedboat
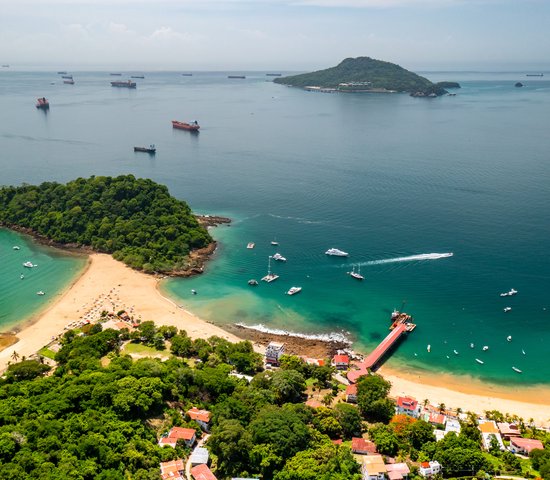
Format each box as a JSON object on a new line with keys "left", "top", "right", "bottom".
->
{"left": 522, "top": 349, "right": 526, "bottom": 355}
{"left": 509, "top": 288, "right": 518, "bottom": 295}
{"left": 325, "top": 248, "right": 349, "bottom": 257}
{"left": 271, "top": 240, "right": 279, "bottom": 246}
{"left": 427, "top": 344, "right": 431, "bottom": 353}
{"left": 482, "top": 346, "right": 489, "bottom": 351}
{"left": 13, "top": 246, "right": 20, "bottom": 250}
{"left": 506, "top": 335, "right": 512, "bottom": 342}
{"left": 248, "top": 279, "right": 258, "bottom": 286}
{"left": 512, "top": 366, "right": 522, "bottom": 373}
{"left": 36, "top": 291, "right": 45, "bottom": 296}
{"left": 23, "top": 261, "right": 35, "bottom": 268}
{"left": 272, "top": 253, "right": 287, "bottom": 262}
{"left": 286, "top": 286, "right": 302, "bottom": 296}
{"left": 503, "top": 307, "right": 512, "bottom": 312}
{"left": 475, "top": 358, "right": 484, "bottom": 364}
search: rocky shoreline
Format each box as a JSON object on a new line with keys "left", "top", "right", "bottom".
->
{"left": 226, "top": 324, "right": 353, "bottom": 359}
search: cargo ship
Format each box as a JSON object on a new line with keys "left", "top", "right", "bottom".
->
{"left": 111, "top": 80, "right": 136, "bottom": 88}
{"left": 172, "top": 120, "right": 200, "bottom": 131}
{"left": 36, "top": 97, "right": 49, "bottom": 109}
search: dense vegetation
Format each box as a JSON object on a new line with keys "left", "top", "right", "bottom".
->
{"left": 275, "top": 56, "right": 451, "bottom": 95}
{"left": 1, "top": 323, "right": 548, "bottom": 479}
{"left": 0, "top": 175, "right": 212, "bottom": 274}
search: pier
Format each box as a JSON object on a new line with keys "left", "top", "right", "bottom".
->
{"left": 347, "top": 312, "right": 415, "bottom": 383}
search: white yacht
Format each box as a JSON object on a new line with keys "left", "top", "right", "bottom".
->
{"left": 36, "top": 291, "right": 45, "bottom": 296}
{"left": 13, "top": 246, "right": 20, "bottom": 250}
{"left": 272, "top": 253, "right": 287, "bottom": 262}
{"left": 482, "top": 346, "right": 489, "bottom": 351}
{"left": 503, "top": 307, "right": 512, "bottom": 313}
{"left": 247, "top": 242, "right": 255, "bottom": 249}
{"left": 325, "top": 248, "right": 349, "bottom": 257}
{"left": 506, "top": 335, "right": 512, "bottom": 342}
{"left": 286, "top": 286, "right": 302, "bottom": 296}
{"left": 23, "top": 261, "right": 35, "bottom": 268}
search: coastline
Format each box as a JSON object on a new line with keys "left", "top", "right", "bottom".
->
{"left": 1, "top": 252, "right": 549, "bottom": 427}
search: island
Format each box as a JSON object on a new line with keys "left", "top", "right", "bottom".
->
{"left": 274, "top": 56, "right": 459, "bottom": 96}
{"left": 0, "top": 174, "right": 220, "bottom": 275}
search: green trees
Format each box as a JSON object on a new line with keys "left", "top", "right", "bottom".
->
{"left": 0, "top": 175, "right": 212, "bottom": 273}
{"left": 356, "top": 373, "right": 395, "bottom": 423}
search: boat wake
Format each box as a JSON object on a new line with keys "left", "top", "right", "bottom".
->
{"left": 235, "top": 322, "right": 352, "bottom": 344}
{"left": 358, "top": 252, "right": 454, "bottom": 266}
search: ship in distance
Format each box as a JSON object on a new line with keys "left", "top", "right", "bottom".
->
{"left": 111, "top": 80, "right": 136, "bottom": 88}
{"left": 172, "top": 120, "right": 200, "bottom": 131}
{"left": 325, "top": 248, "right": 349, "bottom": 257}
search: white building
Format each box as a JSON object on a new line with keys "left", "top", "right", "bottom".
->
{"left": 419, "top": 461, "right": 441, "bottom": 477}
{"left": 265, "top": 342, "right": 285, "bottom": 365}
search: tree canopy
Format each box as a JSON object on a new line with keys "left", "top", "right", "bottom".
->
{"left": 0, "top": 175, "right": 212, "bottom": 273}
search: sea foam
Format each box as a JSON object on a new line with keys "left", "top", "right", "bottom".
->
{"left": 235, "top": 323, "right": 352, "bottom": 344}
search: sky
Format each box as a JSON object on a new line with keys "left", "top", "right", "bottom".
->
{"left": 1, "top": 0, "right": 549, "bottom": 71}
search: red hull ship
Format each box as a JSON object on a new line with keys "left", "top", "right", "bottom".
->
{"left": 172, "top": 120, "right": 200, "bottom": 131}
{"left": 36, "top": 97, "right": 49, "bottom": 109}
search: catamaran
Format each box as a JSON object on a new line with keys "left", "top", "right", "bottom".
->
{"left": 272, "top": 253, "right": 287, "bottom": 262}
{"left": 261, "top": 256, "right": 279, "bottom": 283}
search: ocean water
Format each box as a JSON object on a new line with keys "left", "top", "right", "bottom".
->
{"left": 1, "top": 69, "right": 549, "bottom": 385}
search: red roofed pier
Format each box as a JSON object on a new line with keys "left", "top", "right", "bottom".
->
{"left": 348, "top": 311, "right": 415, "bottom": 382}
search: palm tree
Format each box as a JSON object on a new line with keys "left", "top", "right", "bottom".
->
{"left": 11, "top": 351, "right": 19, "bottom": 362}
{"left": 438, "top": 402, "right": 446, "bottom": 414}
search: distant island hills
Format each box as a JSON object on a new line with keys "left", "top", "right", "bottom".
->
{"left": 274, "top": 56, "right": 460, "bottom": 96}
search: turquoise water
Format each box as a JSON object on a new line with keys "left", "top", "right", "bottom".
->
{"left": 1, "top": 69, "right": 549, "bottom": 385}
{"left": 0, "top": 229, "right": 86, "bottom": 329}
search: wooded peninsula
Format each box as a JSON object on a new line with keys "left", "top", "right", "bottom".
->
{"left": 0, "top": 175, "right": 213, "bottom": 275}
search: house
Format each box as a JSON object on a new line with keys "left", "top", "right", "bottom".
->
{"left": 352, "top": 437, "right": 377, "bottom": 455}
{"left": 386, "top": 462, "right": 410, "bottom": 480}
{"left": 509, "top": 437, "right": 544, "bottom": 455}
{"left": 478, "top": 420, "right": 505, "bottom": 451}
{"left": 396, "top": 396, "right": 420, "bottom": 418}
{"left": 444, "top": 418, "right": 461, "bottom": 435}
{"left": 497, "top": 422, "right": 521, "bottom": 441}
{"left": 362, "top": 454, "right": 387, "bottom": 480}
{"left": 346, "top": 384, "right": 358, "bottom": 403}
{"left": 187, "top": 407, "right": 212, "bottom": 431}
{"left": 189, "top": 446, "right": 210, "bottom": 466}
{"left": 425, "top": 412, "right": 446, "bottom": 427}
{"left": 158, "top": 427, "right": 197, "bottom": 448}
{"left": 160, "top": 459, "right": 185, "bottom": 480}
{"left": 332, "top": 354, "right": 350, "bottom": 370}
{"left": 191, "top": 464, "right": 217, "bottom": 480}
{"left": 419, "top": 461, "right": 441, "bottom": 477}
{"left": 265, "top": 342, "right": 285, "bottom": 365}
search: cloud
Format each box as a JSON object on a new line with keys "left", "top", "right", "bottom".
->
{"left": 108, "top": 22, "right": 134, "bottom": 35}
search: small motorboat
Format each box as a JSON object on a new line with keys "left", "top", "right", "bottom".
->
{"left": 348, "top": 265, "right": 364, "bottom": 280}
{"left": 427, "top": 344, "right": 431, "bottom": 353}
{"left": 286, "top": 286, "right": 302, "bottom": 296}
{"left": 36, "top": 291, "right": 45, "bottom": 296}
{"left": 504, "top": 307, "right": 512, "bottom": 312}
{"left": 522, "top": 349, "right": 526, "bottom": 355}
{"left": 191, "top": 289, "right": 197, "bottom": 295}
{"left": 134, "top": 144, "right": 156, "bottom": 154}
{"left": 247, "top": 242, "right": 255, "bottom": 249}
{"left": 36, "top": 97, "right": 49, "bottom": 109}
{"left": 506, "top": 335, "right": 512, "bottom": 342}
{"left": 272, "top": 253, "right": 287, "bottom": 262}
{"left": 470, "top": 343, "right": 475, "bottom": 348}
{"left": 453, "top": 349, "right": 459, "bottom": 355}
{"left": 512, "top": 366, "right": 522, "bottom": 373}
{"left": 23, "top": 261, "right": 35, "bottom": 268}
{"left": 475, "top": 358, "right": 484, "bottom": 364}
{"left": 248, "top": 279, "right": 258, "bottom": 286}
{"left": 13, "top": 246, "right": 20, "bottom": 250}
{"left": 20, "top": 274, "right": 24, "bottom": 280}
{"left": 271, "top": 240, "right": 279, "bottom": 246}
{"left": 482, "top": 346, "right": 489, "bottom": 351}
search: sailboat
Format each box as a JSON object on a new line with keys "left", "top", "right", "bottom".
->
{"left": 349, "top": 265, "right": 364, "bottom": 280}
{"left": 261, "top": 256, "right": 279, "bottom": 283}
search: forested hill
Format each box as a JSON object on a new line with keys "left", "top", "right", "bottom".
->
{"left": 0, "top": 175, "right": 212, "bottom": 274}
{"left": 275, "top": 57, "right": 450, "bottom": 95}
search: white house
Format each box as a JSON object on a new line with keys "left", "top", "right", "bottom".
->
{"left": 419, "top": 461, "right": 441, "bottom": 477}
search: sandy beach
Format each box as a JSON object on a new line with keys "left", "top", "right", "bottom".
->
{"left": 0, "top": 253, "right": 242, "bottom": 372}
{"left": 1, "top": 252, "right": 549, "bottom": 426}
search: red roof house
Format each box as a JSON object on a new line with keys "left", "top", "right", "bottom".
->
{"left": 352, "top": 437, "right": 377, "bottom": 455}
{"left": 396, "top": 396, "right": 419, "bottom": 417}
{"left": 190, "top": 463, "right": 217, "bottom": 480}
{"left": 332, "top": 354, "right": 350, "bottom": 369}
{"left": 158, "top": 427, "right": 197, "bottom": 448}
{"left": 160, "top": 459, "right": 185, "bottom": 480}
{"left": 509, "top": 437, "right": 544, "bottom": 455}
{"left": 187, "top": 407, "right": 212, "bottom": 431}
{"left": 346, "top": 384, "right": 358, "bottom": 403}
